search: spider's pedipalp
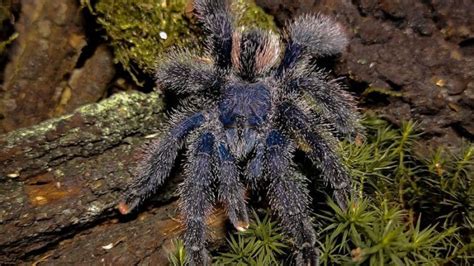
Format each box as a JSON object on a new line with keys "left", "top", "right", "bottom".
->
{"left": 194, "top": 0, "right": 234, "bottom": 69}
{"left": 279, "top": 102, "right": 352, "bottom": 209}
{"left": 156, "top": 49, "right": 219, "bottom": 95}
{"left": 119, "top": 112, "right": 206, "bottom": 214}
{"left": 278, "top": 14, "right": 348, "bottom": 73}
{"left": 180, "top": 131, "right": 216, "bottom": 265}
{"left": 215, "top": 143, "right": 249, "bottom": 231}
{"left": 264, "top": 130, "right": 319, "bottom": 264}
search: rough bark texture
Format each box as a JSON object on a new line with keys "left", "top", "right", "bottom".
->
{"left": 58, "top": 44, "right": 115, "bottom": 115}
{"left": 0, "top": 91, "right": 164, "bottom": 180}
{"left": 23, "top": 202, "right": 226, "bottom": 265}
{"left": 0, "top": 91, "right": 226, "bottom": 264}
{"left": 0, "top": 0, "right": 86, "bottom": 133}
{"left": 0, "top": 91, "right": 160, "bottom": 261}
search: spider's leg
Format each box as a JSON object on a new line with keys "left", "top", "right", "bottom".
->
{"left": 180, "top": 131, "right": 215, "bottom": 266}
{"left": 277, "top": 14, "right": 348, "bottom": 74}
{"left": 156, "top": 50, "right": 219, "bottom": 96}
{"left": 215, "top": 143, "right": 249, "bottom": 231}
{"left": 194, "top": 0, "right": 233, "bottom": 69}
{"left": 264, "top": 130, "right": 318, "bottom": 265}
{"left": 245, "top": 142, "right": 265, "bottom": 189}
{"left": 119, "top": 112, "right": 206, "bottom": 214}
{"left": 289, "top": 74, "right": 361, "bottom": 138}
{"left": 279, "top": 102, "right": 351, "bottom": 210}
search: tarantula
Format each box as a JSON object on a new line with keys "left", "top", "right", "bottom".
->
{"left": 118, "top": 0, "right": 361, "bottom": 265}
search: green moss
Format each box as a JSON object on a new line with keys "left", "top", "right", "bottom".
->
{"left": 81, "top": 0, "right": 197, "bottom": 84}
{"left": 214, "top": 210, "right": 289, "bottom": 265}
{"left": 234, "top": 0, "right": 277, "bottom": 32}
{"left": 168, "top": 239, "right": 187, "bottom": 266}
{"left": 329, "top": 116, "right": 473, "bottom": 264}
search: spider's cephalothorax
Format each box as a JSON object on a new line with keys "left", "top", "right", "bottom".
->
{"left": 119, "top": 1, "right": 361, "bottom": 265}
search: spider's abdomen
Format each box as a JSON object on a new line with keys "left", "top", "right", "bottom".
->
{"left": 218, "top": 83, "right": 271, "bottom": 158}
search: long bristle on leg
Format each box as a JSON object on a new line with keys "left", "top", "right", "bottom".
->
{"left": 194, "top": 0, "right": 234, "bottom": 69}
{"left": 119, "top": 112, "right": 206, "bottom": 214}
{"left": 156, "top": 49, "right": 220, "bottom": 96}
{"left": 264, "top": 130, "right": 319, "bottom": 265}
{"left": 283, "top": 71, "right": 362, "bottom": 139}
{"left": 215, "top": 143, "right": 249, "bottom": 231}
{"left": 180, "top": 132, "right": 216, "bottom": 265}
{"left": 278, "top": 14, "right": 348, "bottom": 75}
{"left": 279, "top": 102, "right": 352, "bottom": 209}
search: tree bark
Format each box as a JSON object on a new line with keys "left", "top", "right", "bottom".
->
{"left": 0, "top": 91, "right": 226, "bottom": 264}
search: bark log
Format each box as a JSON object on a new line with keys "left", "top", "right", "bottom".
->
{"left": 0, "top": 91, "right": 164, "bottom": 180}
{"left": 0, "top": 91, "right": 225, "bottom": 264}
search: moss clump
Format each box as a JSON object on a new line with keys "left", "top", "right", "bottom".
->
{"left": 327, "top": 117, "right": 473, "bottom": 264}
{"left": 169, "top": 210, "right": 289, "bottom": 266}
{"left": 318, "top": 198, "right": 460, "bottom": 265}
{"left": 214, "top": 210, "right": 289, "bottom": 265}
{"left": 81, "top": 0, "right": 197, "bottom": 84}
{"left": 234, "top": 0, "right": 277, "bottom": 32}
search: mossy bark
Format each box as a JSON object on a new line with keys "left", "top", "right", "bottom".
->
{"left": 0, "top": 91, "right": 164, "bottom": 180}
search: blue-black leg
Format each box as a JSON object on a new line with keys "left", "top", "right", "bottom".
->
{"left": 277, "top": 14, "right": 348, "bottom": 76}
{"left": 156, "top": 50, "right": 219, "bottom": 96}
{"left": 180, "top": 132, "right": 215, "bottom": 266}
{"left": 279, "top": 102, "right": 351, "bottom": 210}
{"left": 119, "top": 113, "right": 206, "bottom": 214}
{"left": 284, "top": 74, "right": 361, "bottom": 139}
{"left": 245, "top": 142, "right": 265, "bottom": 188}
{"left": 194, "top": 0, "right": 233, "bottom": 69}
{"left": 264, "top": 130, "right": 319, "bottom": 265}
{"left": 216, "top": 143, "right": 249, "bottom": 231}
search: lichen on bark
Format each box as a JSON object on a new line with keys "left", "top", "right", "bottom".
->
{"left": 0, "top": 91, "right": 164, "bottom": 180}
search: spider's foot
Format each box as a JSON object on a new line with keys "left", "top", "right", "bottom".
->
{"left": 187, "top": 245, "right": 211, "bottom": 266}
{"left": 235, "top": 220, "right": 250, "bottom": 232}
{"left": 228, "top": 202, "right": 249, "bottom": 232}
{"left": 118, "top": 201, "right": 130, "bottom": 215}
{"left": 295, "top": 243, "right": 320, "bottom": 266}
{"left": 117, "top": 198, "right": 140, "bottom": 215}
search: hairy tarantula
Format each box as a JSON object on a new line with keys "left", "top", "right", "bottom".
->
{"left": 119, "top": 0, "right": 361, "bottom": 265}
